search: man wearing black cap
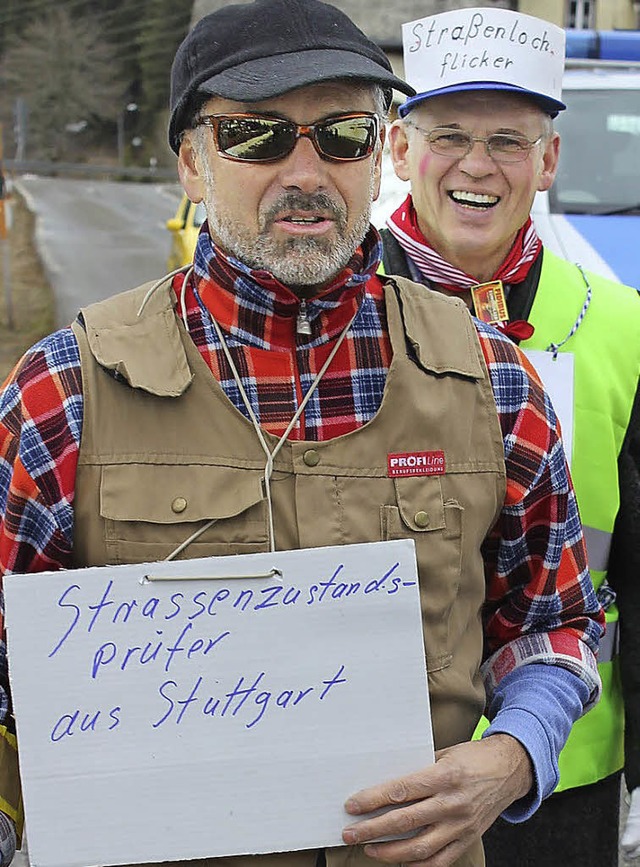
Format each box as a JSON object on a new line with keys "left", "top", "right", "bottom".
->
{"left": 0, "top": 2, "right": 604, "bottom": 867}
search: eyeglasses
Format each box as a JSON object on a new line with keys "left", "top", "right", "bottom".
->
{"left": 407, "top": 124, "right": 543, "bottom": 164}
{"left": 193, "top": 112, "right": 379, "bottom": 163}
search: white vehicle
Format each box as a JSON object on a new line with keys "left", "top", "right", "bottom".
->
{"left": 532, "top": 30, "right": 640, "bottom": 288}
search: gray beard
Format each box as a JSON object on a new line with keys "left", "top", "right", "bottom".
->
{"left": 204, "top": 189, "right": 374, "bottom": 291}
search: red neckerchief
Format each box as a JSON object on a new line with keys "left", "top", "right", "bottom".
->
{"left": 386, "top": 195, "right": 539, "bottom": 340}
{"left": 171, "top": 223, "right": 384, "bottom": 349}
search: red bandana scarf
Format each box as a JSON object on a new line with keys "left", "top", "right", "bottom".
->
{"left": 386, "top": 195, "right": 540, "bottom": 340}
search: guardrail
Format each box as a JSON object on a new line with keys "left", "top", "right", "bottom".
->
{"left": 3, "top": 159, "right": 178, "bottom": 182}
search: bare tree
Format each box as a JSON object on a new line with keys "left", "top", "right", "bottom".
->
{"left": 0, "top": 6, "right": 125, "bottom": 161}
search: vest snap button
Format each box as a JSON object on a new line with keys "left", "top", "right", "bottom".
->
{"left": 171, "top": 496, "right": 188, "bottom": 514}
{"left": 414, "top": 510, "right": 430, "bottom": 528}
{"left": 303, "top": 449, "right": 320, "bottom": 467}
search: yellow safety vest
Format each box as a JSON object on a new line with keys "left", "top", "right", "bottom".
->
{"left": 477, "top": 250, "right": 639, "bottom": 791}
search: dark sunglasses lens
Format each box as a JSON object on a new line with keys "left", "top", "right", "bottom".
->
{"left": 317, "top": 116, "right": 377, "bottom": 159}
{"left": 217, "top": 117, "right": 294, "bottom": 160}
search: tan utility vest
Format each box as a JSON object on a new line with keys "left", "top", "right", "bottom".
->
{"left": 71, "top": 274, "right": 506, "bottom": 867}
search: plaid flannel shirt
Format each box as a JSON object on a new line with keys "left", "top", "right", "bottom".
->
{"left": 0, "top": 226, "right": 603, "bottom": 735}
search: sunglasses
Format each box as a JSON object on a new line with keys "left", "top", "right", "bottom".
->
{"left": 193, "top": 112, "right": 379, "bottom": 163}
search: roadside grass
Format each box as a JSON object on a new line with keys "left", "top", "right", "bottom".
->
{"left": 0, "top": 190, "right": 55, "bottom": 382}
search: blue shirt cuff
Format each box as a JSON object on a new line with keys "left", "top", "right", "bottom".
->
{"left": 482, "top": 663, "right": 591, "bottom": 822}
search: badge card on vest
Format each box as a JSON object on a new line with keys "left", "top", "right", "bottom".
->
{"left": 523, "top": 349, "right": 575, "bottom": 466}
{"left": 5, "top": 540, "right": 433, "bottom": 867}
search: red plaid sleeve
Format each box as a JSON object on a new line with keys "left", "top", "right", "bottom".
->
{"left": 475, "top": 321, "right": 603, "bottom": 702}
{"left": 0, "top": 330, "right": 81, "bottom": 582}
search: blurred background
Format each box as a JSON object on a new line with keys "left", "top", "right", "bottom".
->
{"left": 0, "top": 1, "right": 639, "bottom": 864}
{"left": 1, "top": 0, "right": 639, "bottom": 171}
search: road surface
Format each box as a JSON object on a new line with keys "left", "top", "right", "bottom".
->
{"left": 17, "top": 176, "right": 182, "bottom": 329}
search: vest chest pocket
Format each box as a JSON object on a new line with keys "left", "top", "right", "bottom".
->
{"left": 100, "top": 464, "right": 269, "bottom": 564}
{"left": 381, "top": 476, "right": 463, "bottom": 673}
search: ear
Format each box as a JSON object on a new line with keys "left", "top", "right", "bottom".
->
{"left": 371, "top": 123, "right": 386, "bottom": 202}
{"left": 537, "top": 131, "right": 561, "bottom": 193}
{"left": 388, "top": 120, "right": 412, "bottom": 182}
{"left": 177, "top": 133, "right": 205, "bottom": 203}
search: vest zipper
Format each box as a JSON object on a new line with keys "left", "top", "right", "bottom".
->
{"left": 296, "top": 300, "right": 312, "bottom": 335}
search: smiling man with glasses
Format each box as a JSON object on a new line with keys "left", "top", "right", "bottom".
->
{"left": 381, "top": 7, "right": 640, "bottom": 867}
{"left": 0, "top": 2, "right": 610, "bottom": 867}
{"left": 386, "top": 89, "right": 557, "bottom": 300}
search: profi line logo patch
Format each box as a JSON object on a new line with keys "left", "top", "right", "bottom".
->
{"left": 388, "top": 451, "right": 446, "bottom": 478}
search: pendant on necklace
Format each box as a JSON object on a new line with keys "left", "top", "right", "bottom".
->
{"left": 296, "top": 300, "right": 312, "bottom": 335}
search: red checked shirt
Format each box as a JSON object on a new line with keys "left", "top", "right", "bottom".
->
{"left": 0, "top": 225, "right": 603, "bottom": 815}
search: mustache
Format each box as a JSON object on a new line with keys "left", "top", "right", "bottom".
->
{"left": 260, "top": 192, "right": 346, "bottom": 228}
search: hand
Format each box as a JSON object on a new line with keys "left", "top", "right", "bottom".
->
{"left": 622, "top": 788, "right": 640, "bottom": 859}
{"left": 342, "top": 734, "right": 533, "bottom": 867}
{"left": 0, "top": 811, "right": 16, "bottom": 867}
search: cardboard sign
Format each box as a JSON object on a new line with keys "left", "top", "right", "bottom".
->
{"left": 403, "top": 7, "right": 565, "bottom": 103}
{"left": 5, "top": 540, "right": 433, "bottom": 867}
